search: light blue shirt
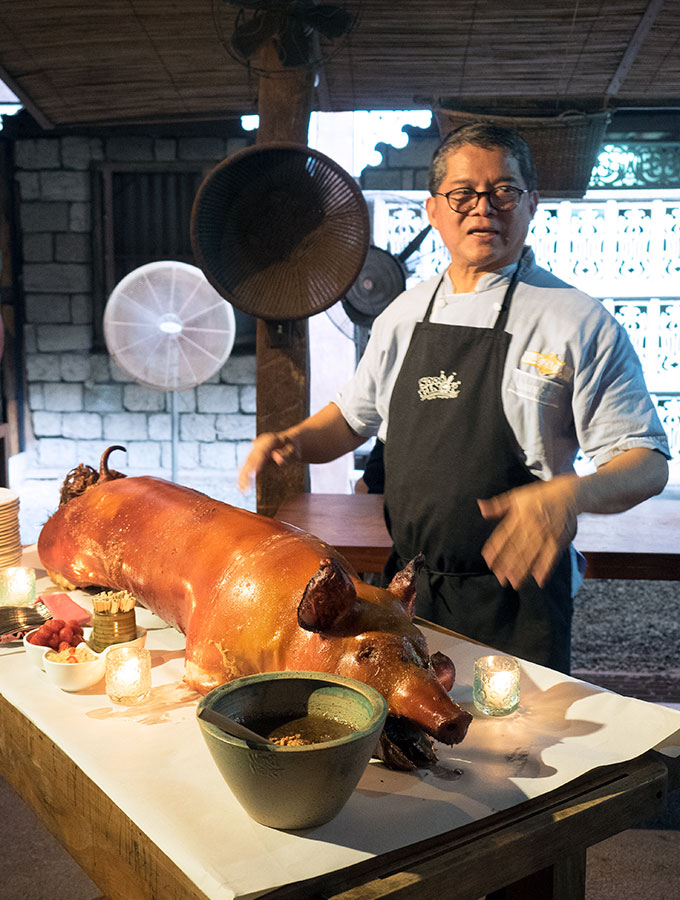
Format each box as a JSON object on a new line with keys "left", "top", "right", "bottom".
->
{"left": 334, "top": 247, "right": 670, "bottom": 594}
{"left": 336, "top": 247, "right": 670, "bottom": 476}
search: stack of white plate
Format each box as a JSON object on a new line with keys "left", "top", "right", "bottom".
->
{"left": 0, "top": 488, "right": 22, "bottom": 568}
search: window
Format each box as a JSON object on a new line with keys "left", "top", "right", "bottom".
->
{"left": 92, "top": 162, "right": 256, "bottom": 351}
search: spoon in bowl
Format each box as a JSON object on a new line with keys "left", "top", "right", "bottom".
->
{"left": 198, "top": 706, "right": 278, "bottom": 750}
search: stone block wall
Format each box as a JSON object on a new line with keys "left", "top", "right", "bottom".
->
{"left": 9, "top": 120, "right": 440, "bottom": 541}
{"left": 11, "top": 130, "right": 257, "bottom": 541}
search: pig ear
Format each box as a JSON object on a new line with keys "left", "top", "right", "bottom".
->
{"left": 298, "top": 558, "right": 357, "bottom": 633}
{"left": 387, "top": 552, "right": 425, "bottom": 619}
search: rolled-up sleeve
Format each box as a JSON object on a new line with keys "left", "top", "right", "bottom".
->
{"left": 334, "top": 287, "right": 423, "bottom": 441}
{"left": 573, "top": 314, "right": 671, "bottom": 468}
{"left": 334, "top": 330, "right": 383, "bottom": 438}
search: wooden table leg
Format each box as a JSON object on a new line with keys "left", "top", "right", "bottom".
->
{"left": 489, "top": 848, "right": 586, "bottom": 899}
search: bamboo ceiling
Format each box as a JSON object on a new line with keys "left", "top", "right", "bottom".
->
{"left": 0, "top": 0, "right": 678, "bottom": 130}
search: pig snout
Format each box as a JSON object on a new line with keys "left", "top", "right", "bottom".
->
{"left": 390, "top": 678, "right": 472, "bottom": 746}
{"left": 435, "top": 709, "right": 473, "bottom": 745}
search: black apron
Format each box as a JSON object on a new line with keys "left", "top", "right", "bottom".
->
{"left": 383, "top": 267, "right": 573, "bottom": 673}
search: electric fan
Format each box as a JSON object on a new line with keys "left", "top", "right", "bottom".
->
{"left": 342, "top": 224, "right": 432, "bottom": 326}
{"left": 214, "top": 0, "right": 361, "bottom": 73}
{"left": 104, "top": 260, "right": 236, "bottom": 480}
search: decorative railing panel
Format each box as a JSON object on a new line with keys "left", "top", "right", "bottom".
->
{"left": 590, "top": 143, "right": 680, "bottom": 189}
{"left": 600, "top": 298, "right": 680, "bottom": 393}
{"left": 656, "top": 396, "right": 680, "bottom": 467}
{"left": 531, "top": 198, "right": 680, "bottom": 297}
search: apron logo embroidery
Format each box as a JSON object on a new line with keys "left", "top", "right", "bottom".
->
{"left": 521, "top": 350, "right": 571, "bottom": 379}
{"left": 418, "top": 370, "right": 461, "bottom": 401}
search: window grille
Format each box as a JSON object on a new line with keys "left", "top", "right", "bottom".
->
{"left": 590, "top": 143, "right": 680, "bottom": 189}
{"left": 92, "top": 163, "right": 256, "bottom": 351}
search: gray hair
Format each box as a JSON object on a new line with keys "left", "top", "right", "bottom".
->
{"left": 428, "top": 122, "right": 538, "bottom": 194}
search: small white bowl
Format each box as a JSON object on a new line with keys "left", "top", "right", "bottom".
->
{"left": 23, "top": 629, "right": 49, "bottom": 670}
{"left": 23, "top": 626, "right": 94, "bottom": 671}
{"left": 43, "top": 648, "right": 105, "bottom": 692}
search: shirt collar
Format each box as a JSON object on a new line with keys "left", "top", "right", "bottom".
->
{"left": 445, "top": 246, "right": 535, "bottom": 295}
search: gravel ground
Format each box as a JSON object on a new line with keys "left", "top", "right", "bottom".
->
{"left": 572, "top": 578, "right": 680, "bottom": 673}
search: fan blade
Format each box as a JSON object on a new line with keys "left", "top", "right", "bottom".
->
{"left": 295, "top": 3, "right": 355, "bottom": 39}
{"left": 231, "top": 10, "right": 280, "bottom": 60}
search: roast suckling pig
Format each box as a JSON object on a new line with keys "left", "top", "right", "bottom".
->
{"left": 38, "top": 447, "right": 472, "bottom": 767}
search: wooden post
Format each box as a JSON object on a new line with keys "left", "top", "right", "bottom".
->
{"left": 254, "top": 43, "right": 314, "bottom": 518}
{"left": 0, "top": 141, "right": 24, "bottom": 470}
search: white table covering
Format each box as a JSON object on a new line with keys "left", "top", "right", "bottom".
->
{"left": 1, "top": 547, "right": 679, "bottom": 899}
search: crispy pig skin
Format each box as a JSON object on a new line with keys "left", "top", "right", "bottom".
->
{"left": 38, "top": 473, "right": 471, "bottom": 747}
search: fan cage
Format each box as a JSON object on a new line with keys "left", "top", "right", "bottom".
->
{"left": 342, "top": 245, "right": 406, "bottom": 325}
{"left": 215, "top": 1, "right": 362, "bottom": 77}
{"left": 104, "top": 260, "right": 236, "bottom": 392}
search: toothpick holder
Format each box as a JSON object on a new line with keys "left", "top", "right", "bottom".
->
{"left": 90, "top": 608, "right": 137, "bottom": 653}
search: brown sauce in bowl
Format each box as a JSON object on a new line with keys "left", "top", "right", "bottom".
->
{"left": 245, "top": 714, "right": 356, "bottom": 746}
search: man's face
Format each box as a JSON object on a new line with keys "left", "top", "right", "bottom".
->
{"left": 425, "top": 144, "right": 538, "bottom": 279}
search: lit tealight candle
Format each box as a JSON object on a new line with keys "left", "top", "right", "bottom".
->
{"left": 105, "top": 647, "right": 152, "bottom": 705}
{"left": 0, "top": 566, "right": 37, "bottom": 607}
{"left": 473, "top": 655, "right": 520, "bottom": 716}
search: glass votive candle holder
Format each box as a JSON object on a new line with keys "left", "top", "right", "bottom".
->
{"left": 0, "top": 566, "right": 36, "bottom": 607}
{"left": 105, "top": 647, "right": 151, "bottom": 705}
{"left": 473, "top": 655, "right": 520, "bottom": 716}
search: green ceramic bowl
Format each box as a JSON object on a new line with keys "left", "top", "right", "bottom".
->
{"left": 197, "top": 671, "right": 387, "bottom": 830}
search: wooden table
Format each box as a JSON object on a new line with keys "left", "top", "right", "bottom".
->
{"left": 276, "top": 493, "right": 680, "bottom": 580}
{"left": 2, "top": 546, "right": 678, "bottom": 900}
{"left": 0, "top": 687, "right": 675, "bottom": 900}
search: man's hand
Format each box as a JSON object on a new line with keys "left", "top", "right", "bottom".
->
{"left": 237, "top": 403, "right": 367, "bottom": 493}
{"left": 478, "top": 448, "right": 668, "bottom": 590}
{"left": 478, "top": 476, "right": 579, "bottom": 590}
{"left": 238, "top": 432, "right": 300, "bottom": 492}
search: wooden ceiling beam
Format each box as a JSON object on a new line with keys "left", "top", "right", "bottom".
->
{"left": 605, "top": 0, "right": 666, "bottom": 99}
{"left": 0, "top": 63, "right": 53, "bottom": 129}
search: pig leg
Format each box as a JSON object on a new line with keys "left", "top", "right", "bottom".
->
{"left": 376, "top": 717, "right": 438, "bottom": 771}
{"left": 184, "top": 611, "right": 258, "bottom": 695}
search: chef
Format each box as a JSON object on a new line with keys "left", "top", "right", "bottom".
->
{"left": 239, "top": 123, "right": 670, "bottom": 673}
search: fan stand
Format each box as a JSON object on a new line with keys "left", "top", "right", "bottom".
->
{"left": 170, "top": 390, "right": 180, "bottom": 483}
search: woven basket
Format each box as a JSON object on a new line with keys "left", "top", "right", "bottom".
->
{"left": 433, "top": 107, "right": 611, "bottom": 199}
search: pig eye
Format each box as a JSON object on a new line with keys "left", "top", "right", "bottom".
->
{"left": 357, "top": 645, "right": 375, "bottom": 660}
{"left": 400, "top": 644, "right": 427, "bottom": 668}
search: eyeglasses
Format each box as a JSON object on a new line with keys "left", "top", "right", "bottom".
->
{"left": 436, "top": 185, "right": 528, "bottom": 213}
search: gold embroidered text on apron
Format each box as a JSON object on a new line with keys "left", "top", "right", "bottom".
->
{"left": 417, "top": 370, "right": 461, "bottom": 401}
